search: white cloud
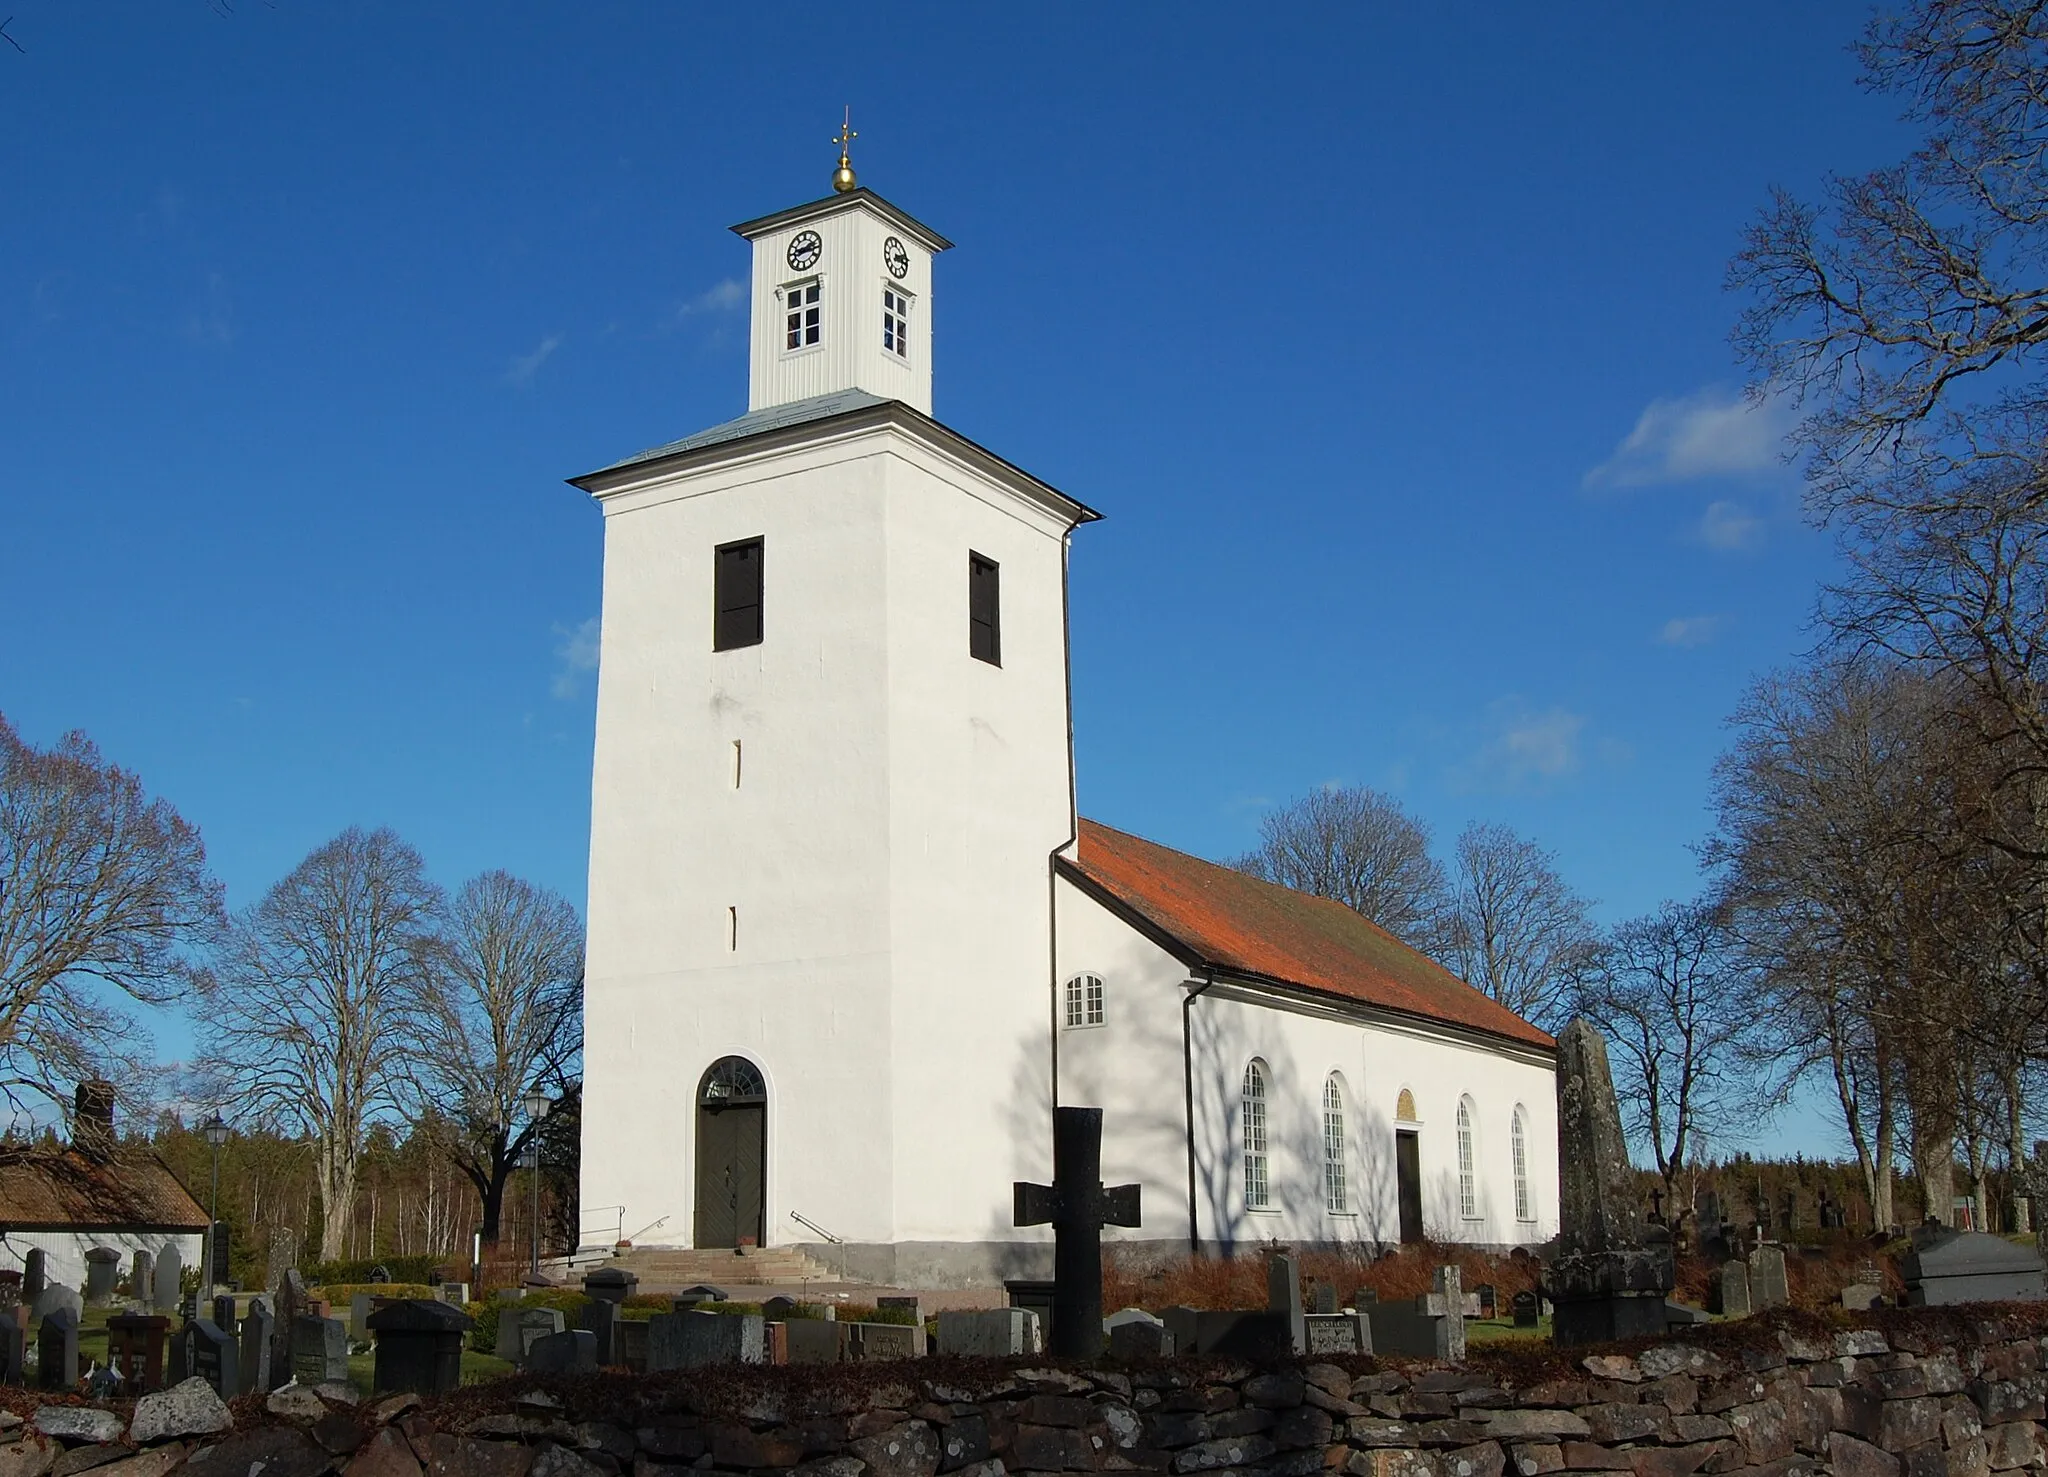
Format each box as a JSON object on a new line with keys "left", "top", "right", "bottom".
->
{"left": 1584, "top": 386, "right": 1794, "bottom": 490}
{"left": 679, "top": 278, "right": 746, "bottom": 317}
{"left": 506, "top": 333, "right": 563, "bottom": 386}
{"left": 550, "top": 616, "right": 599, "bottom": 699}
{"left": 1697, "top": 499, "right": 1764, "bottom": 551}
{"left": 1461, "top": 701, "right": 1585, "bottom": 791}
{"left": 1658, "top": 614, "right": 1725, "bottom": 648}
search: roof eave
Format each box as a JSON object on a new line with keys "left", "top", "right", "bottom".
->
{"left": 729, "top": 189, "right": 954, "bottom": 253}
{"left": 569, "top": 398, "right": 1103, "bottom": 528}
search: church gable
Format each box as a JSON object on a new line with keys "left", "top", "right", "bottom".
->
{"left": 1060, "top": 819, "right": 1555, "bottom": 1052}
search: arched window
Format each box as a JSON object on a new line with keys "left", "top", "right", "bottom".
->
{"left": 1322, "top": 1075, "right": 1348, "bottom": 1214}
{"left": 1062, "top": 974, "right": 1105, "bottom": 1028}
{"left": 1511, "top": 1106, "right": 1532, "bottom": 1222}
{"left": 1242, "top": 1060, "right": 1270, "bottom": 1211}
{"left": 1395, "top": 1088, "right": 1417, "bottom": 1123}
{"left": 1456, "top": 1098, "right": 1477, "bottom": 1220}
{"left": 699, "top": 1056, "right": 766, "bottom": 1103}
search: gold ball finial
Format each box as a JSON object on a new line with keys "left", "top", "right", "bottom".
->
{"left": 831, "top": 107, "right": 858, "bottom": 193}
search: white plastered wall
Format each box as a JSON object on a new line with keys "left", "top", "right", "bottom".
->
{"left": 1054, "top": 876, "right": 1559, "bottom": 1253}
{"left": 2, "top": 1231, "right": 202, "bottom": 1299}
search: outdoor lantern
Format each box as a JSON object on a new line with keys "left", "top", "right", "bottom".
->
{"left": 202, "top": 1113, "right": 229, "bottom": 1149}
{"left": 522, "top": 1090, "right": 551, "bottom": 1122}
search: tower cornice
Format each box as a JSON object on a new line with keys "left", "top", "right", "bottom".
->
{"left": 730, "top": 188, "right": 953, "bottom": 254}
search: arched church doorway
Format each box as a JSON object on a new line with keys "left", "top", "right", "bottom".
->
{"left": 694, "top": 1057, "right": 767, "bottom": 1249}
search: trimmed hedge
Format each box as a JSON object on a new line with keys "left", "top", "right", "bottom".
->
{"left": 308, "top": 1255, "right": 448, "bottom": 1286}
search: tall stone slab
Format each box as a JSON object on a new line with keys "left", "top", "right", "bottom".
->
{"left": 153, "top": 1245, "right": 183, "bottom": 1315}
{"left": 1267, "top": 1252, "right": 1306, "bottom": 1355}
{"left": 1748, "top": 1243, "right": 1789, "bottom": 1309}
{"left": 239, "top": 1296, "right": 276, "bottom": 1393}
{"left": 1542, "top": 1019, "right": 1674, "bottom": 1345}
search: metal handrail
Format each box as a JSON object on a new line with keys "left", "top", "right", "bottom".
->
{"left": 789, "top": 1211, "right": 847, "bottom": 1283}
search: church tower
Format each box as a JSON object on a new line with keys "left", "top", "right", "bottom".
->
{"left": 572, "top": 130, "right": 1099, "bottom": 1282}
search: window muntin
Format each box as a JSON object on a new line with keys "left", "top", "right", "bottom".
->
{"left": 1456, "top": 1098, "right": 1477, "bottom": 1220}
{"left": 968, "top": 553, "right": 1001, "bottom": 665}
{"left": 1243, "top": 1060, "right": 1270, "bottom": 1211}
{"left": 784, "top": 280, "right": 822, "bottom": 350}
{"left": 714, "top": 537, "right": 764, "bottom": 650}
{"left": 883, "top": 287, "right": 911, "bottom": 359}
{"left": 1323, "top": 1075, "right": 1348, "bottom": 1214}
{"left": 1062, "top": 974, "right": 1104, "bottom": 1028}
{"left": 1512, "top": 1107, "right": 1532, "bottom": 1222}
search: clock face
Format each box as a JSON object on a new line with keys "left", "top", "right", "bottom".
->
{"left": 787, "top": 230, "right": 823, "bottom": 272}
{"left": 883, "top": 236, "right": 909, "bottom": 279}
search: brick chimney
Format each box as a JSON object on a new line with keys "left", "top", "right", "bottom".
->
{"left": 72, "top": 1080, "right": 115, "bottom": 1161}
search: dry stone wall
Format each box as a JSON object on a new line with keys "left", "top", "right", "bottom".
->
{"left": 0, "top": 1317, "right": 2045, "bottom": 1477}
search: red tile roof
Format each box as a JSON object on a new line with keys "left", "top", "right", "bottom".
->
{"left": 0, "top": 1147, "right": 208, "bottom": 1233}
{"left": 1063, "top": 820, "right": 1556, "bottom": 1052}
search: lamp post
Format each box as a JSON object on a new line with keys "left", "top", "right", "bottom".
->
{"left": 521, "top": 1089, "right": 551, "bottom": 1279}
{"left": 201, "top": 1113, "right": 229, "bottom": 1295}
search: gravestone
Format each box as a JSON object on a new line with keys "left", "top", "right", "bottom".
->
{"left": 290, "top": 1314, "right": 349, "bottom": 1387}
{"left": 1511, "top": 1290, "right": 1539, "bottom": 1327}
{"left": 618, "top": 1316, "right": 649, "bottom": 1373}
{"left": 1310, "top": 1283, "right": 1338, "bottom": 1315}
{"left": 37, "top": 1305, "right": 77, "bottom": 1391}
{"left": 579, "top": 1295, "right": 618, "bottom": 1364}
{"left": 366, "top": 1299, "right": 471, "bottom": 1395}
{"left": 1748, "top": 1243, "right": 1789, "bottom": 1309}
{"left": 0, "top": 1317, "right": 24, "bottom": 1385}
{"left": 186, "top": 1318, "right": 238, "bottom": 1399}
{"left": 1163, "top": 1306, "right": 1291, "bottom": 1357}
{"left": 877, "top": 1295, "right": 921, "bottom": 1320}
{"left": 1841, "top": 1282, "right": 1882, "bottom": 1312}
{"left": 843, "top": 1320, "right": 922, "bottom": 1360}
{"left": 84, "top": 1247, "right": 122, "bottom": 1305}
{"left": 1013, "top": 1105, "right": 1141, "bottom": 1358}
{"left": 1367, "top": 1266, "right": 1467, "bottom": 1360}
{"left": 264, "top": 1226, "right": 298, "bottom": 1292}
{"left": 210, "top": 1222, "right": 231, "bottom": 1290}
{"left": 527, "top": 1328, "right": 597, "bottom": 1374}
{"left": 270, "top": 1269, "right": 306, "bottom": 1387}
{"left": 1902, "top": 1226, "right": 2047, "bottom": 1304}
{"left": 937, "top": 1307, "right": 1041, "bottom": 1357}
{"left": 349, "top": 1293, "right": 379, "bottom": 1341}
{"left": 671, "top": 1284, "right": 726, "bottom": 1310}
{"left": 647, "top": 1310, "right": 766, "bottom": 1369}
{"left": 31, "top": 1282, "right": 81, "bottom": 1325}
{"left": 784, "top": 1318, "right": 841, "bottom": 1365}
{"left": 1302, "top": 1311, "right": 1371, "bottom": 1355}
{"left": 213, "top": 1294, "right": 238, "bottom": 1334}
{"left": 507, "top": 1306, "right": 565, "bottom": 1364}
{"left": 1541, "top": 1019, "right": 1675, "bottom": 1344}
{"left": 367, "top": 1264, "right": 392, "bottom": 1285}
{"left": 762, "top": 1296, "right": 800, "bottom": 1322}
{"left": 437, "top": 1283, "right": 468, "bottom": 1305}
{"left": 106, "top": 1313, "right": 170, "bottom": 1393}
{"left": 1102, "top": 1308, "right": 1167, "bottom": 1360}
{"left": 131, "top": 1250, "right": 154, "bottom": 1309}
{"left": 1473, "top": 1283, "right": 1497, "bottom": 1319}
{"left": 1426, "top": 1265, "right": 1467, "bottom": 1361}
{"left": 21, "top": 1249, "right": 45, "bottom": 1306}
{"left": 1711, "top": 1259, "right": 1752, "bottom": 1316}
{"left": 1350, "top": 1287, "right": 1378, "bottom": 1306}
{"left": 239, "top": 1295, "right": 275, "bottom": 1393}
{"left": 582, "top": 1266, "right": 638, "bottom": 1304}
{"left": 153, "top": 1245, "right": 183, "bottom": 1315}
{"left": 1268, "top": 1252, "right": 1306, "bottom": 1355}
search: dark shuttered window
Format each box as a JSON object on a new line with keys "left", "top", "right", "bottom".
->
{"left": 714, "top": 537, "right": 764, "bottom": 650}
{"left": 968, "top": 552, "right": 1001, "bottom": 666}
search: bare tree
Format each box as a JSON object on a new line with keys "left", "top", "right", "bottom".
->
{"left": 196, "top": 827, "right": 442, "bottom": 1259}
{"left": 1575, "top": 900, "right": 1763, "bottom": 1218}
{"left": 0, "top": 714, "right": 221, "bottom": 1119}
{"left": 1434, "top": 822, "right": 1599, "bottom": 1031}
{"left": 412, "top": 871, "right": 583, "bottom": 1246}
{"left": 1232, "top": 785, "right": 1446, "bottom": 943}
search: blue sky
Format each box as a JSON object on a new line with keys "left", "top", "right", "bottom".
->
{"left": 2, "top": 3, "right": 1906, "bottom": 1152}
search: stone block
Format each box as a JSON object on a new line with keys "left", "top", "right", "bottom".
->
{"left": 525, "top": 1329, "right": 597, "bottom": 1374}
{"left": 1982, "top": 1424, "right": 2042, "bottom": 1471}
{"left": 1511, "top": 1446, "right": 1564, "bottom": 1477}
{"left": 130, "top": 1375, "right": 232, "bottom": 1443}
{"left": 1877, "top": 1399, "right": 1944, "bottom": 1453}
{"left": 1829, "top": 1434, "right": 1901, "bottom": 1477}
{"left": 646, "top": 1310, "right": 764, "bottom": 1370}
{"left": 785, "top": 1318, "right": 841, "bottom": 1365}
{"left": 1729, "top": 1400, "right": 1794, "bottom": 1464}
{"left": 935, "top": 1309, "right": 1038, "bottom": 1357}
{"left": 1969, "top": 1380, "right": 2047, "bottom": 1426}
{"left": 1559, "top": 1443, "right": 1632, "bottom": 1470}
{"left": 1480, "top": 1413, "right": 1592, "bottom": 1441}
{"left": 1443, "top": 1444, "right": 1506, "bottom": 1477}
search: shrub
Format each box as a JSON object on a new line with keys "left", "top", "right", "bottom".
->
{"left": 311, "top": 1283, "right": 439, "bottom": 1304}
{"left": 464, "top": 1288, "right": 592, "bottom": 1355}
{"left": 309, "top": 1255, "right": 448, "bottom": 1287}
{"left": 835, "top": 1303, "right": 917, "bottom": 1326}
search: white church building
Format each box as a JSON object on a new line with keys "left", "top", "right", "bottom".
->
{"left": 572, "top": 150, "right": 1558, "bottom": 1287}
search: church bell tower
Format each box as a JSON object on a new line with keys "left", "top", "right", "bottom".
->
{"left": 571, "top": 123, "right": 1100, "bottom": 1284}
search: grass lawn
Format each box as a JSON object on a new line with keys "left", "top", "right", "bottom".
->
{"left": 345, "top": 1349, "right": 515, "bottom": 1391}
{"left": 1465, "top": 1315, "right": 1552, "bottom": 1342}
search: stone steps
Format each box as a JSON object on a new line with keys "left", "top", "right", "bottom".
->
{"left": 595, "top": 1246, "right": 842, "bottom": 1289}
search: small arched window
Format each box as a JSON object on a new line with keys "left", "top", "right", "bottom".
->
{"left": 1511, "top": 1106, "right": 1532, "bottom": 1222}
{"left": 1395, "top": 1088, "right": 1417, "bottom": 1123}
{"left": 1322, "top": 1075, "right": 1348, "bottom": 1214}
{"left": 1242, "top": 1060, "right": 1270, "bottom": 1211}
{"left": 1456, "top": 1098, "right": 1477, "bottom": 1220}
{"left": 1062, "top": 974, "right": 1105, "bottom": 1028}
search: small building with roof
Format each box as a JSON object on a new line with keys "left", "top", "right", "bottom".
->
{"left": 0, "top": 1083, "right": 207, "bottom": 1295}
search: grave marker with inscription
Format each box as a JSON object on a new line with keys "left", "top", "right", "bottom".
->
{"left": 37, "top": 1305, "right": 77, "bottom": 1391}
{"left": 291, "top": 1314, "right": 349, "bottom": 1387}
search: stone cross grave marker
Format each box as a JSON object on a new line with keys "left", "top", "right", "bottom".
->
{"left": 1748, "top": 1243, "right": 1789, "bottom": 1309}
{"left": 153, "top": 1245, "right": 182, "bottom": 1316}
{"left": 1542, "top": 1019, "right": 1674, "bottom": 1344}
{"left": 239, "top": 1296, "right": 275, "bottom": 1393}
{"left": 1012, "top": 1105, "right": 1141, "bottom": 1357}
{"left": 37, "top": 1305, "right": 77, "bottom": 1390}
{"left": 1422, "top": 1265, "right": 1467, "bottom": 1362}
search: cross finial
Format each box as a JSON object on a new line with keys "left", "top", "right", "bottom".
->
{"left": 831, "top": 107, "right": 858, "bottom": 193}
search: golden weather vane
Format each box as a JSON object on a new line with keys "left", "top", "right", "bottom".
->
{"left": 832, "top": 107, "right": 858, "bottom": 193}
